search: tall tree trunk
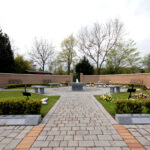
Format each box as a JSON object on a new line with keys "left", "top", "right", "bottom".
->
{"left": 42, "top": 64, "right": 45, "bottom": 72}
{"left": 67, "top": 63, "right": 70, "bottom": 75}
{"left": 96, "top": 63, "right": 100, "bottom": 75}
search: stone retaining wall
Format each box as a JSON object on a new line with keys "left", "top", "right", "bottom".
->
{"left": 0, "top": 73, "right": 73, "bottom": 88}
{"left": 80, "top": 73, "right": 150, "bottom": 86}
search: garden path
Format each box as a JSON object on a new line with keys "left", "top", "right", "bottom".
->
{"left": 0, "top": 89, "right": 149, "bottom": 149}
{"left": 30, "top": 93, "right": 130, "bottom": 149}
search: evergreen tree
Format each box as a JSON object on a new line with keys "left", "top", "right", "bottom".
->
{"left": 75, "top": 56, "right": 94, "bottom": 75}
{"left": 0, "top": 28, "right": 15, "bottom": 73}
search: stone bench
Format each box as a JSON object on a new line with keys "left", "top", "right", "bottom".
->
{"left": 49, "top": 83, "right": 60, "bottom": 88}
{"left": 32, "top": 85, "right": 47, "bottom": 94}
{"left": 109, "top": 85, "right": 122, "bottom": 94}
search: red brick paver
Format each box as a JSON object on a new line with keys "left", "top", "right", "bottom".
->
{"left": 113, "top": 124, "right": 146, "bottom": 150}
{"left": 14, "top": 125, "right": 44, "bottom": 150}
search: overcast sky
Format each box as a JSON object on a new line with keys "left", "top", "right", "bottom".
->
{"left": 0, "top": 0, "right": 150, "bottom": 58}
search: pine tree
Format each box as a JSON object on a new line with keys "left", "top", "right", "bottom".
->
{"left": 75, "top": 56, "right": 94, "bottom": 75}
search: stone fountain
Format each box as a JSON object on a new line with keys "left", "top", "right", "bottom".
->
{"left": 69, "top": 79, "right": 86, "bottom": 91}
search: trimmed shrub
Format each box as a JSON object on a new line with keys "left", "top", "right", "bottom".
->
{"left": 126, "top": 100, "right": 143, "bottom": 113}
{"left": 115, "top": 100, "right": 127, "bottom": 114}
{"left": 115, "top": 99, "right": 143, "bottom": 114}
{"left": 145, "top": 100, "right": 150, "bottom": 113}
{"left": 106, "top": 83, "right": 146, "bottom": 89}
{"left": 0, "top": 98, "right": 42, "bottom": 115}
{"left": 25, "top": 99, "right": 41, "bottom": 114}
{"left": 128, "top": 84, "right": 146, "bottom": 89}
{"left": 7, "top": 83, "right": 49, "bottom": 89}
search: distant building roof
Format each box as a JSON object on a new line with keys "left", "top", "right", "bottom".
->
{"left": 25, "top": 70, "right": 52, "bottom": 75}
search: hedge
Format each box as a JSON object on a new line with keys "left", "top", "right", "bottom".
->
{"left": 108, "top": 83, "right": 146, "bottom": 89}
{"left": 7, "top": 83, "right": 49, "bottom": 89}
{"left": 145, "top": 100, "right": 150, "bottom": 113}
{"left": 0, "top": 98, "right": 42, "bottom": 114}
{"left": 60, "top": 82, "right": 69, "bottom": 86}
{"left": 115, "top": 99, "right": 144, "bottom": 114}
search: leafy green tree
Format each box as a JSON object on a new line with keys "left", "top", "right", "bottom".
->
{"left": 0, "top": 28, "right": 15, "bottom": 73}
{"left": 142, "top": 54, "right": 150, "bottom": 72}
{"left": 106, "top": 40, "right": 141, "bottom": 74}
{"left": 58, "top": 35, "right": 76, "bottom": 75}
{"left": 75, "top": 56, "right": 94, "bottom": 75}
{"left": 14, "top": 55, "right": 32, "bottom": 73}
{"left": 49, "top": 58, "right": 66, "bottom": 75}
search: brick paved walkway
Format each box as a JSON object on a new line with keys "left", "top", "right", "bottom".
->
{"left": 0, "top": 126, "right": 33, "bottom": 149}
{"left": 31, "top": 93, "right": 129, "bottom": 149}
{"left": 0, "top": 91, "right": 150, "bottom": 149}
{"left": 125, "top": 125, "right": 150, "bottom": 150}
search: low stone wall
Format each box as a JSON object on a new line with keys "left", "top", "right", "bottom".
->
{"left": 80, "top": 73, "right": 150, "bottom": 87}
{"left": 0, "top": 73, "right": 73, "bottom": 88}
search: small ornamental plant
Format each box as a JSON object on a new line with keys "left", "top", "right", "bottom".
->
{"left": 102, "top": 93, "right": 113, "bottom": 102}
{"left": 132, "top": 93, "right": 150, "bottom": 99}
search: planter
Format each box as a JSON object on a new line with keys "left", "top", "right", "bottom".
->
{"left": 0, "top": 115, "right": 41, "bottom": 126}
{"left": 115, "top": 114, "right": 150, "bottom": 125}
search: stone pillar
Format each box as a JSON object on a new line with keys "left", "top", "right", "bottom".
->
{"left": 70, "top": 73, "right": 73, "bottom": 82}
{"left": 80, "top": 73, "right": 83, "bottom": 82}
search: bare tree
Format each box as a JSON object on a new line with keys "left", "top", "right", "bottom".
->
{"left": 29, "top": 38, "right": 54, "bottom": 71}
{"left": 78, "top": 19, "right": 124, "bottom": 74}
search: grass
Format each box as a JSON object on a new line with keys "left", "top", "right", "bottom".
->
{"left": 0, "top": 91, "right": 60, "bottom": 117}
{"left": 95, "top": 95, "right": 116, "bottom": 115}
{"left": 40, "top": 96, "right": 59, "bottom": 116}
{"left": 95, "top": 90, "right": 150, "bottom": 116}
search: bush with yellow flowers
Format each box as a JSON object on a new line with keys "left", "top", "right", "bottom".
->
{"left": 102, "top": 93, "right": 113, "bottom": 102}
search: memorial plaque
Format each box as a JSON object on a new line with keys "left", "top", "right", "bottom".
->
{"left": 22, "top": 85, "right": 31, "bottom": 100}
{"left": 127, "top": 84, "right": 136, "bottom": 99}
{"left": 127, "top": 89, "right": 136, "bottom": 92}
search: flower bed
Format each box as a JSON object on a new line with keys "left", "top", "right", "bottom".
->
{"left": 95, "top": 90, "right": 150, "bottom": 116}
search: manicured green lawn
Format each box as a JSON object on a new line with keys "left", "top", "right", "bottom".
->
{"left": 95, "top": 95, "right": 116, "bottom": 115}
{"left": 0, "top": 91, "right": 60, "bottom": 117}
{"left": 95, "top": 90, "right": 150, "bottom": 116}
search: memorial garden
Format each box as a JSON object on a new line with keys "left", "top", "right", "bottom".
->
{"left": 0, "top": 3, "right": 150, "bottom": 148}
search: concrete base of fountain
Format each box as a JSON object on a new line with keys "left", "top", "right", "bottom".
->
{"left": 69, "top": 82, "right": 86, "bottom": 91}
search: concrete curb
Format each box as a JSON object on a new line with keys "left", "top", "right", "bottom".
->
{"left": 91, "top": 94, "right": 118, "bottom": 124}
{"left": 41, "top": 96, "right": 62, "bottom": 124}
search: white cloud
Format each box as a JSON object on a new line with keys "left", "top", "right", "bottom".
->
{"left": 0, "top": 0, "right": 150, "bottom": 58}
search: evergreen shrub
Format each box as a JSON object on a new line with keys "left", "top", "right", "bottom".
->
{"left": 0, "top": 98, "right": 41, "bottom": 114}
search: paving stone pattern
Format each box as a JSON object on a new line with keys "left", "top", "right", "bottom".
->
{"left": 0, "top": 126, "right": 33, "bottom": 150}
{"left": 31, "top": 93, "right": 128, "bottom": 149}
{"left": 114, "top": 125, "right": 145, "bottom": 149}
{"left": 125, "top": 125, "right": 150, "bottom": 150}
{"left": 0, "top": 89, "right": 150, "bottom": 149}
{"left": 14, "top": 125, "right": 44, "bottom": 150}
